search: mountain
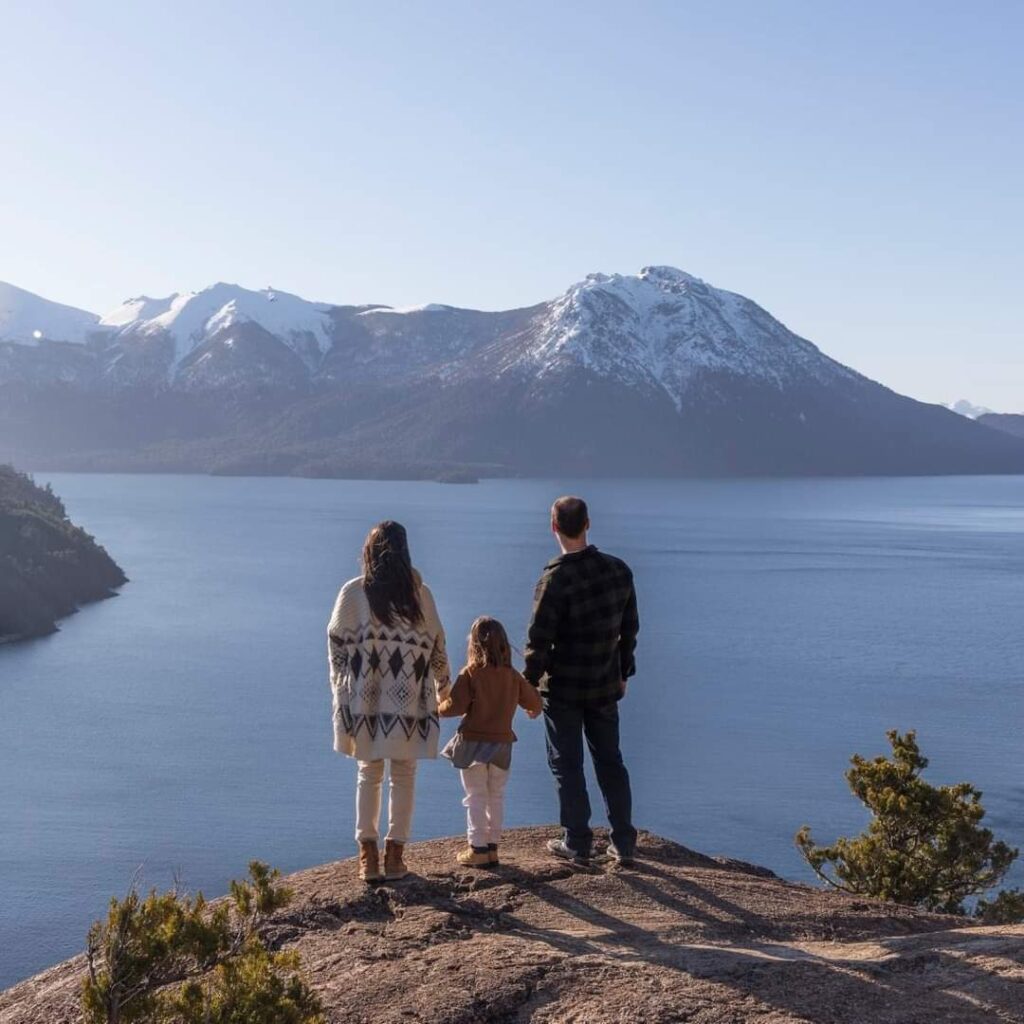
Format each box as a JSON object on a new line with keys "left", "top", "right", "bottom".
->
{"left": 0, "top": 466, "right": 127, "bottom": 642}
{"left": 0, "top": 281, "right": 100, "bottom": 347}
{"left": 948, "top": 399, "right": 994, "bottom": 419}
{"left": 2, "top": 267, "right": 1023, "bottom": 478}
{"left": 978, "top": 412, "right": 1024, "bottom": 440}
{"left": 96, "top": 283, "right": 339, "bottom": 388}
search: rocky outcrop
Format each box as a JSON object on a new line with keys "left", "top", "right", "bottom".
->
{"left": 2, "top": 827, "right": 1022, "bottom": 1023}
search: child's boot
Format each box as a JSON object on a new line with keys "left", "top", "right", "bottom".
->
{"left": 456, "top": 845, "right": 491, "bottom": 867}
{"left": 488, "top": 843, "right": 499, "bottom": 865}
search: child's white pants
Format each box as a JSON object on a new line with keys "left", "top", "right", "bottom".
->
{"left": 459, "top": 763, "right": 510, "bottom": 847}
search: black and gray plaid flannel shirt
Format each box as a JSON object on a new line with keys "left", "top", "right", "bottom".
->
{"left": 523, "top": 545, "right": 639, "bottom": 706}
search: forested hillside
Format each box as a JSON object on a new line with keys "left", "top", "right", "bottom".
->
{"left": 0, "top": 467, "right": 126, "bottom": 642}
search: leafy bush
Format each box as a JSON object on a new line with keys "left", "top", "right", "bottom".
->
{"left": 82, "top": 862, "right": 322, "bottom": 1024}
{"left": 796, "top": 730, "right": 1022, "bottom": 920}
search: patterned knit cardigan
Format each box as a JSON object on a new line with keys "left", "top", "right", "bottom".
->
{"left": 328, "top": 573, "right": 452, "bottom": 761}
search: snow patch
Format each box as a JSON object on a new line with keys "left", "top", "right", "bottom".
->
{"left": 102, "top": 282, "right": 336, "bottom": 370}
{"left": 508, "top": 266, "right": 855, "bottom": 409}
{"left": 100, "top": 295, "right": 179, "bottom": 328}
{"left": 947, "top": 399, "right": 994, "bottom": 419}
{"left": 0, "top": 280, "right": 100, "bottom": 346}
{"left": 359, "top": 303, "right": 455, "bottom": 315}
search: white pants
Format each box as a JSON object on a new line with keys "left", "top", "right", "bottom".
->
{"left": 459, "top": 763, "right": 510, "bottom": 848}
{"left": 356, "top": 759, "right": 417, "bottom": 845}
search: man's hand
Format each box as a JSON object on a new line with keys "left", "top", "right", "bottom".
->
{"left": 619, "top": 679, "right": 628, "bottom": 698}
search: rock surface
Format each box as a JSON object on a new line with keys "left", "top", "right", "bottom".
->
{"left": 2, "top": 827, "right": 1022, "bottom": 1024}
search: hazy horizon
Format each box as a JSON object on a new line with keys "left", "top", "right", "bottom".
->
{"left": 2, "top": 1, "right": 1021, "bottom": 409}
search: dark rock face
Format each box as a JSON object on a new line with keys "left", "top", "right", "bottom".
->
{"left": 0, "top": 466, "right": 127, "bottom": 643}
{"left": 2, "top": 828, "right": 1022, "bottom": 1023}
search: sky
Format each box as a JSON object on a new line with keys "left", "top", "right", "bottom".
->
{"left": 1, "top": 0, "right": 1021, "bottom": 409}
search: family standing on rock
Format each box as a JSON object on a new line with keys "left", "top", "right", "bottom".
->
{"left": 327, "top": 496, "right": 640, "bottom": 882}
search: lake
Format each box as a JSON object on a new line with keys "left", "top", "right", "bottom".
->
{"left": 1, "top": 473, "right": 1023, "bottom": 987}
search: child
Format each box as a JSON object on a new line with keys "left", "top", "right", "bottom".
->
{"left": 439, "top": 616, "right": 543, "bottom": 866}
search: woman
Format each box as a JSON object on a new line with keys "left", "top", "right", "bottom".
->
{"left": 328, "top": 521, "right": 451, "bottom": 882}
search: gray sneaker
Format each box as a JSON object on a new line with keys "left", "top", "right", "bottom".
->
{"left": 546, "top": 838, "right": 590, "bottom": 865}
{"left": 607, "top": 842, "right": 635, "bottom": 867}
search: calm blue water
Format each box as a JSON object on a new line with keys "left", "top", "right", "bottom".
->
{"left": 1, "top": 474, "right": 1023, "bottom": 987}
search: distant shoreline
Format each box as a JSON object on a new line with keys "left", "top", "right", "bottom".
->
{"left": 16, "top": 462, "right": 1024, "bottom": 484}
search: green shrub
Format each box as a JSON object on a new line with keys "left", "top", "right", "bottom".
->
{"left": 168, "top": 944, "right": 323, "bottom": 1024}
{"left": 796, "top": 730, "right": 1022, "bottom": 920}
{"left": 82, "top": 862, "right": 322, "bottom": 1024}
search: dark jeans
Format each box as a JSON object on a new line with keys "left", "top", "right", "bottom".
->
{"left": 543, "top": 700, "right": 637, "bottom": 857}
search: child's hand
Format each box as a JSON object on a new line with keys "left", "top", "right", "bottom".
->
{"left": 526, "top": 708, "right": 541, "bottom": 719}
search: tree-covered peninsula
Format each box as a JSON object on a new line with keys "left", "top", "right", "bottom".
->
{"left": 0, "top": 466, "right": 126, "bottom": 643}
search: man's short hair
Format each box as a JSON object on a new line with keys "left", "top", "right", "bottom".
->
{"left": 552, "top": 496, "right": 589, "bottom": 539}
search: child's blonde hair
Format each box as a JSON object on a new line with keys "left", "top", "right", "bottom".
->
{"left": 466, "top": 616, "right": 512, "bottom": 669}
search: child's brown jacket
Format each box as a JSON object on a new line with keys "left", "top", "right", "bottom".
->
{"left": 438, "top": 665, "right": 543, "bottom": 742}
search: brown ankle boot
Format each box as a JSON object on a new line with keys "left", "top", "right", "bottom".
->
{"left": 358, "top": 840, "right": 383, "bottom": 882}
{"left": 384, "top": 839, "right": 408, "bottom": 880}
{"left": 456, "top": 846, "right": 491, "bottom": 867}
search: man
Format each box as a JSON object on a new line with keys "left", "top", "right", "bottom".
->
{"left": 524, "top": 495, "right": 639, "bottom": 866}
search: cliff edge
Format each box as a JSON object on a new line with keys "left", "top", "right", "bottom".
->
{"left": 2, "top": 827, "right": 1022, "bottom": 1024}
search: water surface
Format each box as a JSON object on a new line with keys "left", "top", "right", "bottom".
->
{"left": 1, "top": 473, "right": 1022, "bottom": 986}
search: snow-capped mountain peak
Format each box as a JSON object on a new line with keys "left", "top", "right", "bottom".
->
{"left": 510, "top": 266, "right": 853, "bottom": 408}
{"left": 101, "top": 282, "right": 336, "bottom": 370}
{"left": 0, "top": 281, "right": 100, "bottom": 346}
{"left": 3, "top": 268, "right": 857, "bottom": 402}
{"left": 99, "top": 294, "right": 180, "bottom": 328}
{"left": 638, "top": 264, "right": 707, "bottom": 289}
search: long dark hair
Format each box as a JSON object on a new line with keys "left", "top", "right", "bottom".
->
{"left": 466, "top": 616, "right": 512, "bottom": 669}
{"left": 361, "top": 521, "right": 422, "bottom": 626}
